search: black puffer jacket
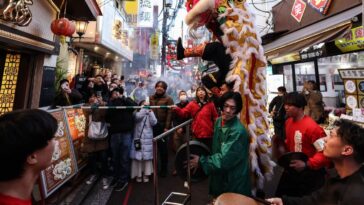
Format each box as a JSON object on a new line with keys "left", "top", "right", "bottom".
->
{"left": 106, "top": 96, "right": 137, "bottom": 134}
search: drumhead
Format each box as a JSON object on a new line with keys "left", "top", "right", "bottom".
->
{"left": 175, "top": 140, "right": 210, "bottom": 182}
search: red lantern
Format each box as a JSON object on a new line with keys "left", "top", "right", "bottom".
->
{"left": 64, "top": 21, "right": 75, "bottom": 37}
{"left": 51, "top": 17, "right": 71, "bottom": 36}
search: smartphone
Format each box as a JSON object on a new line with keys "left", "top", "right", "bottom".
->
{"left": 61, "top": 83, "right": 68, "bottom": 90}
{"left": 96, "top": 91, "right": 102, "bottom": 97}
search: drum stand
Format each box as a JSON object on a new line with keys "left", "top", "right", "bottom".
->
{"left": 153, "top": 120, "right": 193, "bottom": 205}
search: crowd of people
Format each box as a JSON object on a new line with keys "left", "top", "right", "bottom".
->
{"left": 1, "top": 73, "right": 364, "bottom": 205}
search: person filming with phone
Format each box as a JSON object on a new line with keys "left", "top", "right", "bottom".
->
{"left": 52, "top": 79, "right": 83, "bottom": 108}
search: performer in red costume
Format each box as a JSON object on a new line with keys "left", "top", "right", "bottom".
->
{"left": 276, "top": 92, "right": 329, "bottom": 197}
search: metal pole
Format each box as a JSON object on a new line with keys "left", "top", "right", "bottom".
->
{"left": 161, "top": 0, "right": 167, "bottom": 76}
{"left": 185, "top": 123, "right": 192, "bottom": 202}
{"left": 153, "top": 140, "right": 159, "bottom": 205}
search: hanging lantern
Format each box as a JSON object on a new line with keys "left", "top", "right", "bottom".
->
{"left": 64, "top": 21, "right": 75, "bottom": 37}
{"left": 51, "top": 17, "right": 71, "bottom": 36}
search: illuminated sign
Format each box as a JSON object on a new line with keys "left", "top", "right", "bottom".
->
{"left": 335, "top": 26, "right": 364, "bottom": 53}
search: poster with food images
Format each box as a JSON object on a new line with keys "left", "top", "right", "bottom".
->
{"left": 359, "top": 95, "right": 364, "bottom": 108}
{"left": 339, "top": 68, "right": 364, "bottom": 114}
{"left": 346, "top": 95, "right": 358, "bottom": 110}
{"left": 357, "top": 80, "right": 364, "bottom": 95}
{"left": 344, "top": 80, "right": 357, "bottom": 94}
{"left": 64, "top": 108, "right": 87, "bottom": 168}
{"left": 40, "top": 109, "right": 78, "bottom": 198}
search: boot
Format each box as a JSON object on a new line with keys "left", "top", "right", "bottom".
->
{"left": 177, "top": 37, "right": 207, "bottom": 60}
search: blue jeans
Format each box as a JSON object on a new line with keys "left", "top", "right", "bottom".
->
{"left": 110, "top": 131, "right": 132, "bottom": 183}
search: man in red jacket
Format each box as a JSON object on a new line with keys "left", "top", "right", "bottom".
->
{"left": 275, "top": 92, "right": 329, "bottom": 197}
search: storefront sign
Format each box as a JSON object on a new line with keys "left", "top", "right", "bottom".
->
{"left": 306, "top": 0, "right": 332, "bottom": 15}
{"left": 338, "top": 68, "right": 364, "bottom": 79}
{"left": 40, "top": 109, "right": 77, "bottom": 198}
{"left": 270, "top": 52, "right": 301, "bottom": 64}
{"left": 137, "top": 0, "right": 153, "bottom": 27}
{"left": 64, "top": 108, "right": 87, "bottom": 169}
{"left": 299, "top": 44, "right": 326, "bottom": 60}
{"left": 291, "top": 0, "right": 306, "bottom": 23}
{"left": 150, "top": 32, "right": 159, "bottom": 60}
{"left": 335, "top": 26, "right": 364, "bottom": 53}
{"left": 0, "top": 0, "right": 33, "bottom": 26}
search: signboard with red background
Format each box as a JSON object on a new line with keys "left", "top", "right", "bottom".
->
{"left": 291, "top": 0, "right": 307, "bottom": 23}
{"left": 64, "top": 108, "right": 87, "bottom": 168}
{"left": 306, "top": 0, "right": 332, "bottom": 15}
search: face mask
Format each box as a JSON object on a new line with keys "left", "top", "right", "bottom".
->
{"left": 179, "top": 95, "right": 187, "bottom": 101}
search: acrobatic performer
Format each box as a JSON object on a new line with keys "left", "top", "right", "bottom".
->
{"left": 179, "top": 0, "right": 274, "bottom": 192}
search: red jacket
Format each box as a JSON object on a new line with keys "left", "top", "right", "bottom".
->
{"left": 174, "top": 100, "right": 218, "bottom": 139}
{"left": 285, "top": 116, "right": 329, "bottom": 169}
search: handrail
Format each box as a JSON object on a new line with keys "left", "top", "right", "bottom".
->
{"left": 153, "top": 119, "right": 193, "bottom": 205}
{"left": 153, "top": 119, "right": 192, "bottom": 142}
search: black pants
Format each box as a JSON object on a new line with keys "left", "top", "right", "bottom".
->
{"left": 202, "top": 42, "right": 232, "bottom": 84}
{"left": 154, "top": 123, "right": 168, "bottom": 174}
{"left": 276, "top": 168, "right": 326, "bottom": 197}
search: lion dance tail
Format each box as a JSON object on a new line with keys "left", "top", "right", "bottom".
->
{"left": 218, "top": 0, "right": 275, "bottom": 191}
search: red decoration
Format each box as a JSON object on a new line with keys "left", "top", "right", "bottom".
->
{"left": 291, "top": 0, "right": 306, "bottom": 23}
{"left": 306, "top": 0, "right": 332, "bottom": 15}
{"left": 51, "top": 17, "right": 74, "bottom": 37}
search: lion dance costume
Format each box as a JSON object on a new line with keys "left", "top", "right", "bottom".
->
{"left": 179, "top": 0, "right": 275, "bottom": 191}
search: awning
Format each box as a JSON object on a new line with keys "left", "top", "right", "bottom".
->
{"left": 264, "top": 5, "right": 361, "bottom": 60}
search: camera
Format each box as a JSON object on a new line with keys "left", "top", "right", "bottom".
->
{"left": 134, "top": 139, "right": 141, "bottom": 151}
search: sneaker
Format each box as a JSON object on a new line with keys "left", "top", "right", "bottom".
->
{"left": 86, "top": 175, "right": 97, "bottom": 185}
{"left": 143, "top": 175, "right": 149, "bottom": 183}
{"left": 114, "top": 182, "right": 128, "bottom": 192}
{"left": 136, "top": 177, "right": 142, "bottom": 183}
{"left": 102, "top": 178, "right": 110, "bottom": 190}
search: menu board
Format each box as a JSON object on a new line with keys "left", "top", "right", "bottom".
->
{"left": 64, "top": 108, "right": 87, "bottom": 168}
{"left": 339, "top": 68, "right": 364, "bottom": 113}
{"left": 40, "top": 109, "right": 78, "bottom": 198}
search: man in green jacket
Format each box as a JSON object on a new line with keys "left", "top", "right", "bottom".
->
{"left": 189, "top": 91, "right": 251, "bottom": 198}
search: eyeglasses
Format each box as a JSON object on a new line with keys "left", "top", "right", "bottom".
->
{"left": 223, "top": 103, "right": 236, "bottom": 111}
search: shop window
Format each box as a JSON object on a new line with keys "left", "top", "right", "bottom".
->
{"left": 294, "top": 61, "right": 315, "bottom": 92}
{"left": 283, "top": 64, "right": 294, "bottom": 92}
{"left": 0, "top": 54, "right": 20, "bottom": 115}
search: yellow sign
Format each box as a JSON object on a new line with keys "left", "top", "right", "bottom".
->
{"left": 270, "top": 52, "right": 301, "bottom": 64}
{"left": 124, "top": 0, "right": 138, "bottom": 15}
{"left": 150, "top": 32, "right": 159, "bottom": 60}
{"left": 335, "top": 26, "right": 364, "bottom": 53}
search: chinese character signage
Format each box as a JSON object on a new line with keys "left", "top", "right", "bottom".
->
{"left": 40, "top": 109, "right": 78, "bottom": 198}
{"left": 306, "top": 0, "right": 332, "bottom": 15}
{"left": 137, "top": 0, "right": 153, "bottom": 27}
{"left": 335, "top": 26, "right": 364, "bottom": 53}
{"left": 291, "top": 0, "right": 306, "bottom": 23}
{"left": 64, "top": 108, "right": 87, "bottom": 169}
{"left": 150, "top": 32, "right": 159, "bottom": 60}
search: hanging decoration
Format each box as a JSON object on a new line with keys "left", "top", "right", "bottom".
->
{"left": 50, "top": 0, "right": 75, "bottom": 43}
{"left": 0, "top": 0, "right": 33, "bottom": 26}
{"left": 305, "top": 0, "right": 332, "bottom": 15}
{"left": 291, "top": 0, "right": 307, "bottom": 23}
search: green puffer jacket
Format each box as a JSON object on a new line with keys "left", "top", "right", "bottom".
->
{"left": 199, "top": 116, "right": 251, "bottom": 197}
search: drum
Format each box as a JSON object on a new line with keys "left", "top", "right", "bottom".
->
{"left": 215, "top": 193, "right": 269, "bottom": 205}
{"left": 175, "top": 140, "right": 210, "bottom": 182}
{"left": 278, "top": 152, "right": 308, "bottom": 171}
